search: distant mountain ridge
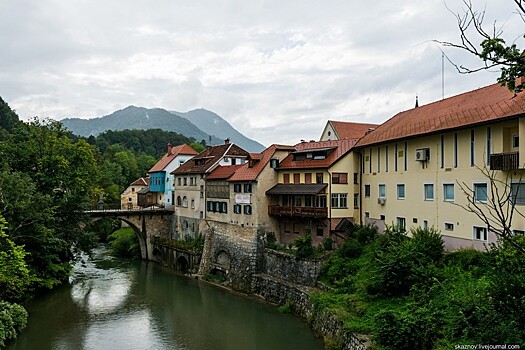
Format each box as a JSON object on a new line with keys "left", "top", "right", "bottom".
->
{"left": 61, "top": 106, "right": 265, "bottom": 152}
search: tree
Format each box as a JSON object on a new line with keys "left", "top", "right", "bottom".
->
{"left": 455, "top": 165, "right": 525, "bottom": 254}
{"left": 437, "top": 0, "right": 525, "bottom": 92}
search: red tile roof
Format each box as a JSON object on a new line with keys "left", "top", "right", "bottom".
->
{"left": 172, "top": 143, "right": 250, "bottom": 175}
{"left": 148, "top": 144, "right": 198, "bottom": 173}
{"left": 206, "top": 164, "right": 243, "bottom": 180}
{"left": 130, "top": 177, "right": 149, "bottom": 186}
{"left": 329, "top": 121, "right": 379, "bottom": 140}
{"left": 356, "top": 83, "right": 525, "bottom": 147}
{"left": 228, "top": 144, "right": 295, "bottom": 181}
{"left": 278, "top": 139, "right": 356, "bottom": 170}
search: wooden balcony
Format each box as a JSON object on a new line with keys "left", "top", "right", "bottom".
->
{"left": 268, "top": 205, "right": 328, "bottom": 218}
{"left": 490, "top": 152, "right": 519, "bottom": 170}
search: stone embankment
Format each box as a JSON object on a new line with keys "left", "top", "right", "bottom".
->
{"left": 254, "top": 249, "right": 369, "bottom": 350}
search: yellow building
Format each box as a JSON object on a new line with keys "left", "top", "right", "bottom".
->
{"left": 355, "top": 82, "right": 525, "bottom": 250}
{"left": 266, "top": 139, "right": 362, "bottom": 245}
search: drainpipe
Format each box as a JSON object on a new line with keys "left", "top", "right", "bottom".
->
{"left": 357, "top": 150, "right": 363, "bottom": 226}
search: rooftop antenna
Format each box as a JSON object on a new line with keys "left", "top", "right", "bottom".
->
{"left": 415, "top": 94, "right": 419, "bottom": 108}
{"left": 441, "top": 51, "right": 445, "bottom": 100}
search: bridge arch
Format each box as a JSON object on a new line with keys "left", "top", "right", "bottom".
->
{"left": 89, "top": 217, "right": 148, "bottom": 260}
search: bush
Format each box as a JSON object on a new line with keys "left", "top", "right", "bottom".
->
{"left": 351, "top": 225, "right": 378, "bottom": 245}
{"left": 322, "top": 236, "right": 334, "bottom": 251}
{"left": 108, "top": 227, "right": 141, "bottom": 258}
{"left": 294, "top": 232, "right": 315, "bottom": 259}
{"left": 0, "top": 301, "right": 28, "bottom": 347}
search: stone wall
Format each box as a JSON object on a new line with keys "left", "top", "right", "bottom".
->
{"left": 198, "top": 220, "right": 262, "bottom": 293}
{"left": 253, "top": 273, "right": 369, "bottom": 350}
{"left": 260, "top": 249, "right": 322, "bottom": 286}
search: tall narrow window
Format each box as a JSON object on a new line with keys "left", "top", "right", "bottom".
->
{"left": 379, "top": 184, "right": 386, "bottom": 198}
{"left": 377, "top": 147, "right": 381, "bottom": 173}
{"left": 486, "top": 127, "right": 492, "bottom": 165}
{"left": 369, "top": 149, "right": 372, "bottom": 173}
{"left": 440, "top": 135, "right": 445, "bottom": 169}
{"left": 395, "top": 144, "right": 398, "bottom": 172}
{"left": 283, "top": 174, "right": 290, "bottom": 184}
{"left": 385, "top": 145, "right": 389, "bottom": 172}
{"left": 305, "top": 173, "right": 312, "bottom": 184}
{"left": 470, "top": 129, "right": 475, "bottom": 167}
{"left": 454, "top": 133, "right": 458, "bottom": 168}
{"left": 404, "top": 142, "right": 408, "bottom": 171}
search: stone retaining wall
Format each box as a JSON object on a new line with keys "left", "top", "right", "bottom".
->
{"left": 260, "top": 249, "right": 322, "bottom": 286}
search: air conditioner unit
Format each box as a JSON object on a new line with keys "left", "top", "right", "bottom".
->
{"left": 415, "top": 148, "right": 429, "bottom": 161}
{"left": 377, "top": 197, "right": 386, "bottom": 205}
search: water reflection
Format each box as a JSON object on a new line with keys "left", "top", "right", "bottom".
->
{"left": 8, "top": 248, "right": 323, "bottom": 350}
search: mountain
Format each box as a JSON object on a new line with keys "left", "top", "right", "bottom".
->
{"left": 173, "top": 108, "right": 265, "bottom": 152}
{"left": 61, "top": 106, "right": 225, "bottom": 145}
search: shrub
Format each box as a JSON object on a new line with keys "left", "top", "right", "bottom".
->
{"left": 294, "top": 232, "right": 315, "bottom": 259}
{"left": 322, "top": 236, "right": 334, "bottom": 251}
{"left": 0, "top": 301, "right": 28, "bottom": 347}
{"left": 108, "top": 227, "right": 141, "bottom": 258}
{"left": 351, "top": 225, "right": 378, "bottom": 245}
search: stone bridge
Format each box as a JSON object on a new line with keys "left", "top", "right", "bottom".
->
{"left": 85, "top": 208, "right": 174, "bottom": 261}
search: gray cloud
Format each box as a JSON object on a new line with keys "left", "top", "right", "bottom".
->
{"left": 0, "top": 0, "right": 522, "bottom": 146}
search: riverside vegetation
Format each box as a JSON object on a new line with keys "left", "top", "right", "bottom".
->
{"left": 313, "top": 225, "right": 525, "bottom": 349}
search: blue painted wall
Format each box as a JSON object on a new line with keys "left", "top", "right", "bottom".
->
{"left": 149, "top": 172, "right": 166, "bottom": 193}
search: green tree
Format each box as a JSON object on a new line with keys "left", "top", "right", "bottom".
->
{"left": 438, "top": 0, "right": 525, "bottom": 92}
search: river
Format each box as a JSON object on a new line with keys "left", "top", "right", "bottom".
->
{"left": 7, "top": 247, "right": 324, "bottom": 350}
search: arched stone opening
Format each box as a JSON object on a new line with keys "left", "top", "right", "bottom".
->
{"left": 215, "top": 250, "right": 231, "bottom": 270}
{"left": 176, "top": 256, "right": 189, "bottom": 272}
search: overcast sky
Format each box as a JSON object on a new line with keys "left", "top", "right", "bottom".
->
{"left": 1, "top": 0, "right": 523, "bottom": 146}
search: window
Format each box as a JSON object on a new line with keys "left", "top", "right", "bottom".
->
{"left": 513, "top": 134, "right": 519, "bottom": 148}
{"left": 385, "top": 145, "right": 389, "bottom": 172}
{"left": 293, "top": 173, "right": 300, "bottom": 184}
{"left": 200, "top": 185, "right": 204, "bottom": 198}
{"left": 470, "top": 129, "right": 475, "bottom": 167}
{"left": 270, "top": 158, "right": 279, "bottom": 168}
{"left": 183, "top": 177, "right": 187, "bottom": 186}
{"left": 354, "top": 193, "right": 359, "bottom": 209}
{"left": 316, "top": 195, "right": 327, "bottom": 208}
{"left": 511, "top": 182, "right": 525, "bottom": 205}
{"left": 284, "top": 222, "right": 291, "bottom": 233}
{"left": 443, "top": 183, "right": 455, "bottom": 201}
{"left": 177, "top": 196, "right": 182, "bottom": 206}
{"left": 369, "top": 149, "right": 372, "bottom": 173}
{"left": 473, "top": 226, "right": 488, "bottom": 241}
{"left": 396, "top": 217, "right": 406, "bottom": 232}
{"left": 397, "top": 184, "right": 405, "bottom": 199}
{"left": 177, "top": 178, "right": 181, "bottom": 186}
{"left": 454, "top": 132, "right": 458, "bottom": 168}
{"left": 244, "top": 183, "right": 252, "bottom": 193}
{"left": 294, "top": 196, "right": 302, "bottom": 207}
{"left": 353, "top": 173, "right": 358, "bottom": 184}
{"left": 513, "top": 229, "right": 524, "bottom": 235}
{"left": 424, "top": 184, "right": 434, "bottom": 200}
{"left": 365, "top": 212, "right": 370, "bottom": 218}
{"left": 474, "top": 183, "right": 488, "bottom": 203}
{"left": 380, "top": 214, "right": 385, "bottom": 220}
{"left": 412, "top": 218, "right": 418, "bottom": 223}
{"left": 332, "top": 173, "right": 348, "bottom": 184}
{"left": 305, "top": 195, "right": 313, "bottom": 207}
{"left": 331, "top": 193, "right": 348, "bottom": 208}
{"left": 191, "top": 199, "right": 195, "bottom": 209}
{"left": 283, "top": 174, "right": 290, "bottom": 184}
{"left": 486, "top": 127, "right": 492, "bottom": 165}
{"left": 395, "top": 144, "right": 398, "bottom": 172}
{"left": 445, "top": 222, "right": 454, "bottom": 231}
{"left": 404, "top": 142, "right": 408, "bottom": 171}
{"left": 182, "top": 196, "right": 188, "bottom": 207}
{"left": 440, "top": 135, "right": 445, "bottom": 169}
{"left": 305, "top": 173, "right": 312, "bottom": 184}
{"left": 234, "top": 184, "right": 242, "bottom": 193}
{"left": 316, "top": 226, "right": 324, "bottom": 237}
{"left": 293, "top": 223, "right": 300, "bottom": 235}
{"left": 423, "top": 220, "right": 428, "bottom": 229}
{"left": 244, "top": 205, "right": 252, "bottom": 215}
{"left": 234, "top": 204, "right": 241, "bottom": 214}
{"left": 316, "top": 173, "right": 324, "bottom": 184}
{"left": 378, "top": 184, "right": 386, "bottom": 198}
{"left": 377, "top": 147, "right": 381, "bottom": 173}
{"left": 364, "top": 184, "right": 371, "bottom": 197}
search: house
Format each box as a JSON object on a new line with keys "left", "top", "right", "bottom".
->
{"left": 148, "top": 143, "right": 198, "bottom": 208}
{"left": 120, "top": 177, "right": 149, "bottom": 209}
{"left": 172, "top": 139, "right": 250, "bottom": 239}
{"left": 354, "top": 81, "right": 525, "bottom": 250}
{"left": 204, "top": 144, "right": 295, "bottom": 233}
{"left": 320, "top": 120, "right": 379, "bottom": 141}
{"left": 265, "top": 139, "right": 361, "bottom": 245}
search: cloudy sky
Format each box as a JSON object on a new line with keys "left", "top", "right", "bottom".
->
{"left": 1, "top": 0, "right": 523, "bottom": 146}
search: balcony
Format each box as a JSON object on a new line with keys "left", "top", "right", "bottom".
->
{"left": 490, "top": 152, "right": 519, "bottom": 170}
{"left": 268, "top": 205, "right": 328, "bottom": 218}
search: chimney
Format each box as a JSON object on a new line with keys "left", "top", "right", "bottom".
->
{"left": 224, "top": 138, "right": 230, "bottom": 144}
{"left": 167, "top": 142, "right": 172, "bottom": 154}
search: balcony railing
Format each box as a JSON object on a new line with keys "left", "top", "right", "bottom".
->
{"left": 490, "top": 152, "right": 519, "bottom": 170}
{"left": 268, "top": 205, "right": 328, "bottom": 218}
